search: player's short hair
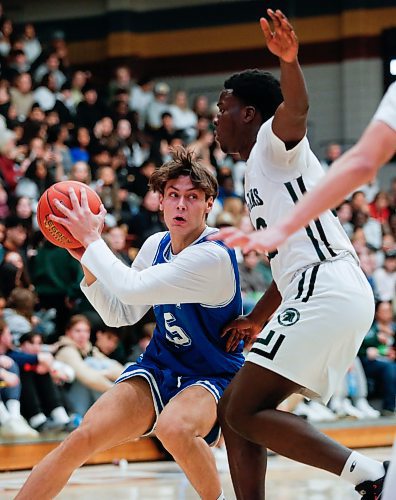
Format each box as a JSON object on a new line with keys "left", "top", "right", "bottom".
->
{"left": 224, "top": 69, "right": 283, "bottom": 123}
{"left": 149, "top": 148, "right": 218, "bottom": 200}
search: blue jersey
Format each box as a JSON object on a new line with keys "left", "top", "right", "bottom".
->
{"left": 141, "top": 232, "right": 244, "bottom": 377}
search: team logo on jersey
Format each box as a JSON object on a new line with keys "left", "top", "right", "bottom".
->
{"left": 277, "top": 308, "right": 300, "bottom": 326}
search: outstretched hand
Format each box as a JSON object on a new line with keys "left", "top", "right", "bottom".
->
{"left": 49, "top": 188, "right": 106, "bottom": 248}
{"left": 260, "top": 9, "right": 298, "bottom": 63}
{"left": 209, "top": 225, "right": 287, "bottom": 253}
{"left": 208, "top": 226, "right": 251, "bottom": 249}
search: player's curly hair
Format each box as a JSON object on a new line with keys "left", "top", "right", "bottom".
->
{"left": 224, "top": 69, "right": 283, "bottom": 123}
{"left": 149, "top": 148, "right": 218, "bottom": 200}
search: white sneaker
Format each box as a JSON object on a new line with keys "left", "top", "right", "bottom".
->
{"left": 1, "top": 417, "right": 39, "bottom": 439}
{"left": 293, "top": 401, "right": 328, "bottom": 422}
{"left": 307, "top": 401, "right": 338, "bottom": 421}
{"left": 354, "top": 398, "right": 381, "bottom": 419}
{"left": 330, "top": 398, "right": 365, "bottom": 419}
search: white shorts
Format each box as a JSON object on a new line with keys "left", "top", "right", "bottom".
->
{"left": 246, "top": 254, "right": 375, "bottom": 403}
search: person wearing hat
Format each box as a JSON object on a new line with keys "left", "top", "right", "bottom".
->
{"left": 145, "top": 81, "right": 171, "bottom": 132}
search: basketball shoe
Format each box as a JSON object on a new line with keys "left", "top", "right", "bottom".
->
{"left": 355, "top": 461, "right": 390, "bottom": 499}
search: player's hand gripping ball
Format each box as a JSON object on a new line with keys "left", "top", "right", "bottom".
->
{"left": 37, "top": 180, "right": 102, "bottom": 249}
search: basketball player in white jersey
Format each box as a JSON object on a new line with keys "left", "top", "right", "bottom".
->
{"left": 220, "top": 79, "right": 396, "bottom": 500}
{"left": 16, "top": 150, "right": 244, "bottom": 500}
{"left": 211, "top": 8, "right": 389, "bottom": 500}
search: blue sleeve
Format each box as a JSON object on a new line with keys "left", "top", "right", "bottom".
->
{"left": 7, "top": 350, "right": 39, "bottom": 368}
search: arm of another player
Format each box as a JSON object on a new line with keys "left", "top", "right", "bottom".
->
{"left": 261, "top": 9, "right": 308, "bottom": 144}
{"left": 223, "top": 281, "right": 282, "bottom": 351}
{"left": 245, "top": 118, "right": 396, "bottom": 253}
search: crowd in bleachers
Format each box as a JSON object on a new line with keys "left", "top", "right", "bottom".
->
{"left": 0, "top": 4, "right": 395, "bottom": 438}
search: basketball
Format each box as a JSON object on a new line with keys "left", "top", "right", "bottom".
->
{"left": 36, "top": 180, "right": 102, "bottom": 249}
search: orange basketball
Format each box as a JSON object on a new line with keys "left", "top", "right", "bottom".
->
{"left": 36, "top": 180, "right": 102, "bottom": 249}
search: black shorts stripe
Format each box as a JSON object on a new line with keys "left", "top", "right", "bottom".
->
{"left": 251, "top": 333, "right": 285, "bottom": 361}
{"left": 302, "top": 264, "right": 320, "bottom": 303}
{"left": 284, "top": 181, "right": 326, "bottom": 261}
{"left": 296, "top": 177, "right": 337, "bottom": 258}
{"left": 295, "top": 270, "right": 307, "bottom": 299}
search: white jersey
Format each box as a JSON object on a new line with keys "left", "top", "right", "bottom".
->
{"left": 373, "top": 81, "right": 396, "bottom": 131}
{"left": 245, "top": 117, "right": 357, "bottom": 295}
{"left": 80, "top": 226, "right": 237, "bottom": 328}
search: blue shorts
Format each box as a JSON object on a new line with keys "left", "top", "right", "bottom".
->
{"left": 116, "top": 360, "right": 233, "bottom": 446}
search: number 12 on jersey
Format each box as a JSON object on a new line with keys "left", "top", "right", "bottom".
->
{"left": 256, "top": 217, "right": 278, "bottom": 260}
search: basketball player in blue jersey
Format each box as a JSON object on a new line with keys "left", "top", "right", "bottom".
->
{"left": 211, "top": 8, "right": 389, "bottom": 500}
{"left": 16, "top": 149, "right": 244, "bottom": 500}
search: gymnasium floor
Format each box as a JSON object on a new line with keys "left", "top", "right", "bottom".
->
{"left": 0, "top": 447, "right": 390, "bottom": 499}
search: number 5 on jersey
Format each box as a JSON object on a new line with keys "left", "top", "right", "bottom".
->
{"left": 164, "top": 312, "right": 192, "bottom": 346}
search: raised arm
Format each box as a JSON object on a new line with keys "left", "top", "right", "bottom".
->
{"left": 242, "top": 118, "right": 396, "bottom": 254}
{"left": 262, "top": 9, "right": 308, "bottom": 144}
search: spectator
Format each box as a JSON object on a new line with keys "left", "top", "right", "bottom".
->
{"left": 0, "top": 17, "right": 13, "bottom": 57}
{"left": 75, "top": 83, "right": 105, "bottom": 131}
{"left": 3, "top": 49, "right": 30, "bottom": 83}
{"left": 30, "top": 240, "right": 84, "bottom": 337}
{"left": 336, "top": 201, "right": 354, "bottom": 239}
{"left": 0, "top": 181, "right": 9, "bottom": 219}
{"left": 1, "top": 249, "right": 31, "bottom": 293}
{"left": 69, "top": 126, "right": 91, "bottom": 164}
{"left": 372, "top": 250, "right": 396, "bottom": 301}
{"left": 369, "top": 191, "right": 391, "bottom": 226}
{"left": 3, "top": 215, "right": 28, "bottom": 261}
{"left": 329, "top": 357, "right": 380, "bottom": 419}
{"left": 93, "top": 325, "right": 126, "bottom": 364}
{"left": 351, "top": 209, "right": 383, "bottom": 251}
{"left": 9, "top": 73, "right": 34, "bottom": 122}
{"left": 169, "top": 89, "right": 197, "bottom": 142}
{"left": 0, "top": 129, "right": 20, "bottom": 193}
{"left": 3, "top": 287, "right": 38, "bottom": 345}
{"left": 33, "top": 51, "right": 66, "bottom": 91}
{"left": 145, "top": 81, "right": 170, "bottom": 132}
{"left": 320, "top": 142, "right": 342, "bottom": 172}
{"left": 359, "top": 301, "right": 396, "bottom": 416}
{"left": 129, "top": 75, "right": 154, "bottom": 129}
{"left": 108, "top": 65, "right": 133, "bottom": 103}
{"left": 70, "top": 70, "right": 89, "bottom": 107}
{"left": 69, "top": 160, "right": 91, "bottom": 184}
{"left": 46, "top": 123, "right": 73, "bottom": 176}
{"left": 187, "top": 127, "right": 217, "bottom": 173}
{"left": 21, "top": 23, "right": 41, "bottom": 65}
{"left": 0, "top": 317, "right": 39, "bottom": 438}
{"left": 92, "top": 165, "right": 121, "bottom": 222}
{"left": 55, "top": 315, "right": 123, "bottom": 417}
{"left": 128, "top": 190, "right": 166, "bottom": 247}
{"left": 238, "top": 250, "right": 268, "bottom": 314}
{"left": 53, "top": 82, "right": 75, "bottom": 125}
{"left": 16, "top": 157, "right": 56, "bottom": 202}
{"left": 192, "top": 94, "right": 209, "bottom": 119}
{"left": 103, "top": 224, "right": 131, "bottom": 266}
{"left": 33, "top": 73, "right": 57, "bottom": 111}
{"left": 16, "top": 331, "right": 71, "bottom": 431}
